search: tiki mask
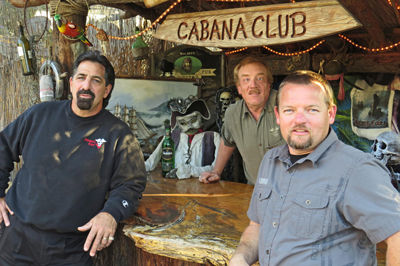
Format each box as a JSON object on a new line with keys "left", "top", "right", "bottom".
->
{"left": 219, "top": 91, "right": 231, "bottom": 121}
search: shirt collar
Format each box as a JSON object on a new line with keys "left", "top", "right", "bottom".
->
{"left": 242, "top": 89, "right": 277, "bottom": 119}
{"left": 274, "top": 127, "right": 338, "bottom": 167}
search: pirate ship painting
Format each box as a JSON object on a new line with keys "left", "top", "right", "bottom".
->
{"left": 114, "top": 104, "right": 157, "bottom": 146}
{"left": 107, "top": 78, "right": 198, "bottom": 148}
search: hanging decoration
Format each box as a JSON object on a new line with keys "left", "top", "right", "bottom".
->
{"left": 323, "top": 60, "right": 345, "bottom": 101}
{"left": 132, "top": 27, "right": 149, "bottom": 60}
{"left": 387, "top": 0, "right": 400, "bottom": 10}
{"left": 339, "top": 34, "right": 400, "bottom": 52}
{"left": 23, "top": 0, "right": 48, "bottom": 42}
{"left": 54, "top": 0, "right": 92, "bottom": 46}
{"left": 54, "top": 14, "right": 93, "bottom": 46}
{"left": 95, "top": 29, "right": 110, "bottom": 54}
{"left": 262, "top": 40, "right": 325, "bottom": 57}
{"left": 225, "top": 47, "right": 248, "bottom": 55}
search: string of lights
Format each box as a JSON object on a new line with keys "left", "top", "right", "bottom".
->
{"left": 225, "top": 33, "right": 400, "bottom": 57}
{"left": 338, "top": 34, "right": 400, "bottom": 52}
{"left": 261, "top": 40, "right": 325, "bottom": 56}
{"left": 86, "top": 0, "right": 183, "bottom": 40}
{"left": 225, "top": 47, "right": 248, "bottom": 55}
{"left": 387, "top": 0, "right": 400, "bottom": 9}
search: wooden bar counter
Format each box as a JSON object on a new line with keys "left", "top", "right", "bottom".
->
{"left": 94, "top": 166, "right": 388, "bottom": 266}
{"left": 123, "top": 167, "right": 255, "bottom": 266}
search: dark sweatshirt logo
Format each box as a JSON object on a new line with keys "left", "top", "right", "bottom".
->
{"left": 85, "top": 138, "right": 107, "bottom": 149}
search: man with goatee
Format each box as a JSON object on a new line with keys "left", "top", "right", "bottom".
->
{"left": 0, "top": 50, "right": 146, "bottom": 265}
{"left": 229, "top": 70, "right": 400, "bottom": 266}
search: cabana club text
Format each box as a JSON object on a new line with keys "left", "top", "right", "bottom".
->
{"left": 177, "top": 12, "right": 306, "bottom": 41}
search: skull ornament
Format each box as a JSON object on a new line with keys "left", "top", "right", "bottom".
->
{"left": 219, "top": 91, "right": 231, "bottom": 121}
{"left": 371, "top": 131, "right": 400, "bottom": 166}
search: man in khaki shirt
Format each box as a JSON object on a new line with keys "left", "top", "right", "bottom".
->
{"left": 199, "top": 57, "right": 285, "bottom": 184}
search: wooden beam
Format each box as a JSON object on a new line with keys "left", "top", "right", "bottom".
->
{"left": 9, "top": 0, "right": 143, "bottom": 8}
{"left": 107, "top": 3, "right": 153, "bottom": 21}
{"left": 338, "top": 0, "right": 387, "bottom": 47}
{"left": 9, "top": 0, "right": 49, "bottom": 7}
{"left": 312, "top": 52, "right": 400, "bottom": 74}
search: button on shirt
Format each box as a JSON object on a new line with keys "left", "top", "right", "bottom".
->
{"left": 221, "top": 90, "right": 285, "bottom": 185}
{"left": 248, "top": 129, "right": 400, "bottom": 265}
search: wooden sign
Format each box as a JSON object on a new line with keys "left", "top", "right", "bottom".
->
{"left": 154, "top": 0, "right": 362, "bottom": 48}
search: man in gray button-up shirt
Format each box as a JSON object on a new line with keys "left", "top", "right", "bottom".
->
{"left": 229, "top": 71, "right": 400, "bottom": 265}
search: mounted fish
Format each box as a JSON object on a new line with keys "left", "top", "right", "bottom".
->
{"left": 54, "top": 14, "right": 92, "bottom": 46}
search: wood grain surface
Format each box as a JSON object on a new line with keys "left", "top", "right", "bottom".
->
{"left": 124, "top": 168, "right": 255, "bottom": 266}
{"left": 154, "top": 0, "right": 361, "bottom": 48}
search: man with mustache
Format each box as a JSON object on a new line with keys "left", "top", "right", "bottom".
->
{"left": 0, "top": 50, "right": 146, "bottom": 265}
{"left": 200, "top": 57, "right": 285, "bottom": 185}
{"left": 229, "top": 71, "right": 400, "bottom": 265}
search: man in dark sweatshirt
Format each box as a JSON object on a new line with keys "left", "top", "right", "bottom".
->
{"left": 0, "top": 50, "right": 147, "bottom": 265}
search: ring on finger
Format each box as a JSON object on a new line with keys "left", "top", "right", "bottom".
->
{"left": 108, "top": 236, "right": 115, "bottom": 241}
{"left": 103, "top": 237, "right": 108, "bottom": 240}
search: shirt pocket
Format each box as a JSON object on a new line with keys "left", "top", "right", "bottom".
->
{"left": 263, "top": 112, "right": 285, "bottom": 150}
{"left": 257, "top": 186, "right": 272, "bottom": 225}
{"left": 288, "top": 193, "right": 329, "bottom": 239}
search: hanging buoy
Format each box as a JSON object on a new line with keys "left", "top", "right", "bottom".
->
{"left": 39, "top": 75, "right": 54, "bottom": 102}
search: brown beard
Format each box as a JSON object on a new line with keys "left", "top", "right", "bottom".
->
{"left": 287, "top": 126, "right": 313, "bottom": 150}
{"left": 76, "top": 90, "right": 95, "bottom": 110}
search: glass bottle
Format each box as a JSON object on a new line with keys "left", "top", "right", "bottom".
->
{"left": 17, "top": 21, "right": 34, "bottom": 76}
{"left": 161, "top": 120, "right": 175, "bottom": 177}
{"left": 131, "top": 27, "right": 149, "bottom": 60}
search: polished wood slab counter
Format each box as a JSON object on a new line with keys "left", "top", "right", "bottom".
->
{"left": 123, "top": 168, "right": 255, "bottom": 266}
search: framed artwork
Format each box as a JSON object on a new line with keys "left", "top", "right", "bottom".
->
{"left": 107, "top": 77, "right": 199, "bottom": 146}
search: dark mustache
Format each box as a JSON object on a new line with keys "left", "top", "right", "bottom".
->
{"left": 77, "top": 89, "right": 95, "bottom": 98}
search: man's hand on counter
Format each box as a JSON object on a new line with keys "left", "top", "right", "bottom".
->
{"left": 199, "top": 170, "right": 221, "bottom": 183}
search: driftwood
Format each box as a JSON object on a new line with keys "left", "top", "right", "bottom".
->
{"left": 154, "top": 0, "right": 361, "bottom": 48}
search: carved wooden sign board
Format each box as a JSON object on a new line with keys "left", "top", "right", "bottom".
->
{"left": 154, "top": 0, "right": 362, "bottom": 48}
